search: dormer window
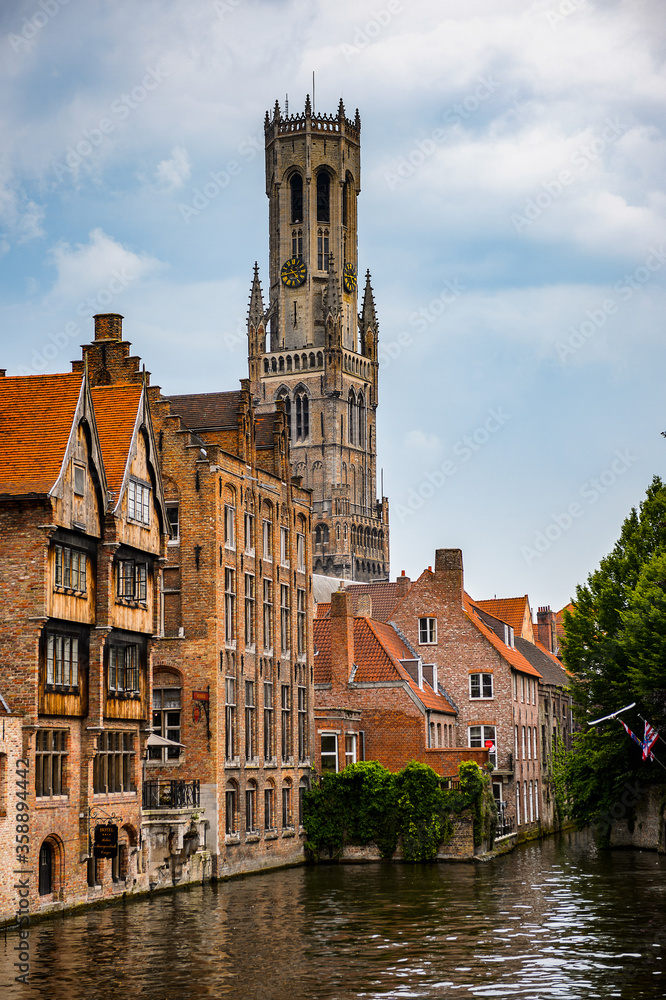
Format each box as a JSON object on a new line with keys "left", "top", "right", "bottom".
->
{"left": 503, "top": 623, "right": 515, "bottom": 647}
{"left": 127, "top": 480, "right": 150, "bottom": 525}
{"left": 73, "top": 464, "right": 85, "bottom": 496}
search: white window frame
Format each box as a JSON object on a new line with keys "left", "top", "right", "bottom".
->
{"left": 262, "top": 519, "right": 272, "bottom": 561}
{"left": 244, "top": 511, "right": 255, "bottom": 555}
{"left": 469, "top": 672, "right": 493, "bottom": 699}
{"left": 320, "top": 733, "right": 338, "bottom": 772}
{"left": 418, "top": 617, "right": 437, "bottom": 645}
{"left": 280, "top": 526, "right": 290, "bottom": 568}
{"left": 468, "top": 724, "right": 496, "bottom": 768}
{"left": 224, "top": 504, "right": 236, "bottom": 551}
{"left": 297, "top": 532, "right": 306, "bottom": 572}
{"left": 166, "top": 503, "right": 179, "bottom": 544}
{"left": 127, "top": 480, "right": 151, "bottom": 525}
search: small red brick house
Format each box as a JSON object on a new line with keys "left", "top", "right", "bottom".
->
{"left": 313, "top": 590, "right": 487, "bottom": 777}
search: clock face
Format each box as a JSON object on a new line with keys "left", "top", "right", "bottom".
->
{"left": 281, "top": 257, "right": 307, "bottom": 288}
{"left": 343, "top": 262, "right": 357, "bottom": 293}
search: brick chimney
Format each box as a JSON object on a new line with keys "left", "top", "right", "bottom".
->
{"left": 94, "top": 313, "right": 123, "bottom": 341}
{"left": 356, "top": 594, "right": 372, "bottom": 617}
{"left": 434, "top": 549, "right": 464, "bottom": 605}
{"left": 537, "top": 606, "right": 558, "bottom": 654}
{"left": 330, "top": 589, "right": 354, "bottom": 689}
{"left": 395, "top": 570, "right": 411, "bottom": 602}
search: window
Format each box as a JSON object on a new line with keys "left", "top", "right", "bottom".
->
{"left": 298, "top": 686, "right": 308, "bottom": 761}
{"left": 225, "top": 782, "right": 238, "bottom": 834}
{"left": 127, "top": 480, "right": 150, "bottom": 525}
{"left": 317, "top": 229, "right": 329, "bottom": 271}
{"left": 297, "top": 588, "right": 306, "bottom": 656}
{"left": 225, "top": 568, "right": 236, "bottom": 645}
{"left": 299, "top": 778, "right": 308, "bottom": 826}
{"left": 295, "top": 391, "right": 309, "bottom": 440}
{"left": 117, "top": 560, "right": 147, "bottom": 602}
{"left": 469, "top": 725, "right": 496, "bottom": 768}
{"left": 54, "top": 544, "right": 87, "bottom": 592}
{"left": 348, "top": 389, "right": 357, "bottom": 444}
{"left": 321, "top": 733, "right": 338, "bottom": 772}
{"left": 262, "top": 519, "right": 272, "bottom": 561}
{"left": 281, "top": 685, "right": 291, "bottom": 761}
{"left": 108, "top": 645, "right": 140, "bottom": 695}
{"left": 244, "top": 574, "right": 255, "bottom": 648}
{"left": 93, "top": 731, "right": 135, "bottom": 793}
{"left": 345, "top": 734, "right": 357, "bottom": 768}
{"left": 245, "top": 681, "right": 256, "bottom": 760}
{"left": 263, "top": 579, "right": 273, "bottom": 651}
{"left": 264, "top": 784, "right": 275, "bottom": 830}
{"left": 316, "top": 171, "right": 330, "bottom": 222}
{"left": 418, "top": 617, "right": 437, "bottom": 644}
{"left": 225, "top": 677, "right": 236, "bottom": 760}
{"left": 264, "top": 681, "right": 274, "bottom": 760}
{"left": 524, "top": 781, "right": 528, "bottom": 824}
{"left": 149, "top": 686, "right": 181, "bottom": 761}
{"left": 282, "top": 782, "right": 293, "bottom": 828}
{"left": 534, "top": 780, "right": 540, "bottom": 820}
{"left": 533, "top": 727, "right": 538, "bottom": 760}
{"left": 515, "top": 725, "right": 519, "bottom": 762}
{"left": 529, "top": 781, "right": 534, "bottom": 823}
{"left": 513, "top": 673, "right": 517, "bottom": 700}
{"left": 470, "top": 673, "right": 493, "bottom": 699}
{"left": 73, "top": 463, "right": 86, "bottom": 496}
{"left": 280, "top": 585, "right": 290, "bottom": 654}
{"left": 291, "top": 228, "right": 303, "bottom": 260}
{"left": 280, "top": 526, "right": 290, "bottom": 567}
{"left": 224, "top": 504, "right": 236, "bottom": 550}
{"left": 516, "top": 781, "right": 522, "bottom": 825}
{"left": 46, "top": 634, "right": 79, "bottom": 689}
{"left": 297, "top": 532, "right": 305, "bottom": 572}
{"left": 244, "top": 512, "right": 255, "bottom": 554}
{"left": 166, "top": 504, "right": 179, "bottom": 543}
{"left": 520, "top": 675, "right": 525, "bottom": 702}
{"left": 290, "top": 173, "right": 303, "bottom": 223}
{"left": 36, "top": 730, "right": 67, "bottom": 797}
{"left": 522, "top": 726, "right": 526, "bottom": 759}
{"left": 245, "top": 782, "right": 257, "bottom": 833}
{"left": 39, "top": 841, "right": 53, "bottom": 896}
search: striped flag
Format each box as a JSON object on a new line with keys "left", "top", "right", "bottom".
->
{"left": 643, "top": 720, "right": 659, "bottom": 761}
{"left": 619, "top": 718, "right": 643, "bottom": 750}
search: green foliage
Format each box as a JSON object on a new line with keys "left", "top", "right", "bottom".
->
{"left": 558, "top": 476, "right": 666, "bottom": 836}
{"left": 304, "top": 759, "right": 490, "bottom": 862}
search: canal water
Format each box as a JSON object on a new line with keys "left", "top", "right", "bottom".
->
{"left": 2, "top": 830, "right": 666, "bottom": 999}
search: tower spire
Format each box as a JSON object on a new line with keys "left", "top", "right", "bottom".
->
{"left": 248, "top": 261, "right": 265, "bottom": 327}
{"left": 326, "top": 254, "right": 341, "bottom": 319}
{"left": 360, "top": 269, "right": 378, "bottom": 330}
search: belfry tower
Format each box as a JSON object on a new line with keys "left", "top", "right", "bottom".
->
{"left": 247, "top": 96, "right": 389, "bottom": 582}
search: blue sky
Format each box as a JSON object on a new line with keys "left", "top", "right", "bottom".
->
{"left": 1, "top": 0, "right": 664, "bottom": 612}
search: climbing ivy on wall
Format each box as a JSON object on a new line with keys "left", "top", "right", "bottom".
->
{"left": 304, "top": 759, "right": 493, "bottom": 863}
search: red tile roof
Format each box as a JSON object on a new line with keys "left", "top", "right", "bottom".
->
{"left": 0, "top": 374, "right": 83, "bottom": 495}
{"left": 465, "top": 594, "right": 542, "bottom": 678}
{"left": 90, "top": 384, "right": 144, "bottom": 500}
{"left": 342, "top": 582, "right": 400, "bottom": 622}
{"left": 556, "top": 603, "right": 575, "bottom": 638}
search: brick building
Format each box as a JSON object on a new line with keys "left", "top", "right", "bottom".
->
{"left": 76, "top": 314, "right": 315, "bottom": 879}
{"left": 313, "top": 589, "right": 487, "bottom": 778}
{"left": 0, "top": 359, "right": 168, "bottom": 924}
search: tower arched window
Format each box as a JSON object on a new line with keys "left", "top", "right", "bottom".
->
{"left": 290, "top": 174, "right": 303, "bottom": 223}
{"left": 348, "top": 388, "right": 357, "bottom": 445}
{"left": 358, "top": 393, "right": 366, "bottom": 448}
{"left": 277, "top": 389, "right": 291, "bottom": 442}
{"left": 295, "top": 389, "right": 309, "bottom": 441}
{"left": 342, "top": 177, "right": 349, "bottom": 229}
{"left": 317, "top": 170, "right": 330, "bottom": 222}
{"left": 291, "top": 228, "right": 303, "bottom": 260}
{"left": 317, "top": 229, "right": 329, "bottom": 272}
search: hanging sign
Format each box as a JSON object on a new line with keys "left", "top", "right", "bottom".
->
{"left": 94, "top": 823, "right": 118, "bottom": 859}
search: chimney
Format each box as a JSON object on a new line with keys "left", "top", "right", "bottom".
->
{"left": 356, "top": 594, "right": 372, "bottom": 618}
{"left": 537, "top": 605, "right": 557, "bottom": 654}
{"left": 395, "top": 570, "right": 411, "bottom": 601}
{"left": 434, "top": 549, "right": 464, "bottom": 605}
{"left": 330, "top": 590, "right": 354, "bottom": 689}
{"left": 94, "top": 313, "right": 123, "bottom": 341}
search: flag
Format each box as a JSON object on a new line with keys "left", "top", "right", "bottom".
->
{"left": 643, "top": 720, "right": 659, "bottom": 761}
{"left": 619, "top": 718, "right": 643, "bottom": 750}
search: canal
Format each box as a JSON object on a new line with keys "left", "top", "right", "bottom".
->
{"left": 2, "top": 831, "right": 665, "bottom": 999}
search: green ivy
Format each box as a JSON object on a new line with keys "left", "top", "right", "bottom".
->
{"left": 304, "top": 759, "right": 492, "bottom": 862}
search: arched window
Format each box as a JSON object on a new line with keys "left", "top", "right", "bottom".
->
{"left": 357, "top": 393, "right": 366, "bottom": 448}
{"left": 295, "top": 388, "right": 309, "bottom": 441}
{"left": 291, "top": 228, "right": 303, "bottom": 260}
{"left": 316, "top": 171, "right": 330, "bottom": 222}
{"left": 290, "top": 173, "right": 303, "bottom": 223}
{"left": 342, "top": 176, "right": 350, "bottom": 229}
{"left": 225, "top": 780, "right": 238, "bottom": 835}
{"left": 277, "top": 388, "right": 291, "bottom": 441}
{"left": 263, "top": 359, "right": 269, "bottom": 374}
{"left": 39, "top": 840, "right": 53, "bottom": 895}
{"left": 317, "top": 229, "right": 329, "bottom": 271}
{"left": 348, "top": 389, "right": 356, "bottom": 444}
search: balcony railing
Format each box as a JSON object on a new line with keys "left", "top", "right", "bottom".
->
{"left": 496, "top": 803, "right": 515, "bottom": 838}
{"left": 142, "top": 779, "right": 200, "bottom": 810}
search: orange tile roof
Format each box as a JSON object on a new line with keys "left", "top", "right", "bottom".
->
{"left": 313, "top": 616, "right": 456, "bottom": 714}
{"left": 0, "top": 374, "right": 83, "bottom": 495}
{"left": 464, "top": 594, "right": 542, "bottom": 678}
{"left": 343, "top": 582, "right": 400, "bottom": 622}
{"left": 556, "top": 603, "right": 575, "bottom": 638}
{"left": 475, "top": 596, "right": 531, "bottom": 636}
{"left": 90, "top": 384, "right": 144, "bottom": 500}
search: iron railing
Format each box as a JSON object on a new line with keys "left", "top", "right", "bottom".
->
{"left": 142, "top": 779, "right": 200, "bottom": 810}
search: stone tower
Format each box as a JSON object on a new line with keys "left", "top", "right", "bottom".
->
{"left": 248, "top": 96, "right": 389, "bottom": 582}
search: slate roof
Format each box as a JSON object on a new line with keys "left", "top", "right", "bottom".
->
{"left": 313, "top": 614, "right": 456, "bottom": 714}
{"left": 465, "top": 594, "right": 542, "bottom": 679}
{"left": 0, "top": 373, "right": 83, "bottom": 495}
{"left": 165, "top": 391, "right": 242, "bottom": 432}
{"left": 515, "top": 636, "right": 570, "bottom": 687}
{"left": 90, "top": 384, "right": 144, "bottom": 500}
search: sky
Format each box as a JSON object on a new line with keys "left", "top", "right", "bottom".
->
{"left": 1, "top": 0, "right": 664, "bottom": 613}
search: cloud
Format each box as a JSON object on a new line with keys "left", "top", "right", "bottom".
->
{"left": 45, "top": 228, "right": 164, "bottom": 306}
{"left": 0, "top": 177, "right": 45, "bottom": 250}
{"left": 154, "top": 146, "right": 191, "bottom": 191}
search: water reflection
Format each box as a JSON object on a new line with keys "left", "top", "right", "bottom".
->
{"left": 2, "top": 831, "right": 665, "bottom": 999}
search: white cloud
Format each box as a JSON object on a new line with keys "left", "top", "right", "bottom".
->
{"left": 154, "top": 146, "right": 191, "bottom": 191}
{"left": 46, "top": 228, "right": 164, "bottom": 306}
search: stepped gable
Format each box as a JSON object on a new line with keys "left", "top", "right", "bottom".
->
{"left": 0, "top": 373, "right": 83, "bottom": 495}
